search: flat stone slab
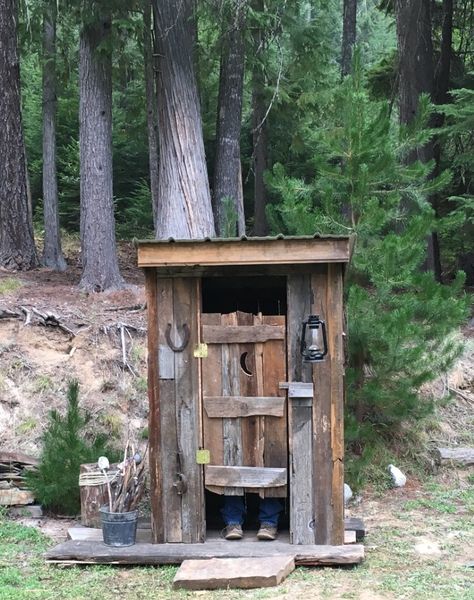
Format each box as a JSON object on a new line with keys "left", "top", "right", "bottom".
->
{"left": 173, "top": 556, "right": 295, "bottom": 590}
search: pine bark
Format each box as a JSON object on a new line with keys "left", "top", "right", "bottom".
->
{"left": 251, "top": 0, "right": 269, "bottom": 236}
{"left": 0, "top": 0, "right": 39, "bottom": 270}
{"left": 341, "top": 0, "right": 357, "bottom": 77}
{"left": 213, "top": 1, "right": 246, "bottom": 237}
{"left": 395, "top": 0, "right": 441, "bottom": 279}
{"left": 144, "top": 0, "right": 159, "bottom": 226}
{"left": 42, "top": 0, "right": 66, "bottom": 271}
{"left": 79, "top": 6, "right": 124, "bottom": 291}
{"left": 153, "top": 0, "right": 215, "bottom": 239}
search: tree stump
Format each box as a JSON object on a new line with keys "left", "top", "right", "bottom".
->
{"left": 79, "top": 463, "right": 111, "bottom": 528}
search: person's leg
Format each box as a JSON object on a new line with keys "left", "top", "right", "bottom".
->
{"left": 221, "top": 495, "right": 246, "bottom": 540}
{"left": 257, "top": 498, "right": 282, "bottom": 540}
{"left": 258, "top": 498, "right": 282, "bottom": 527}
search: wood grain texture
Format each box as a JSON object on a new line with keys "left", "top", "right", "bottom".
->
{"left": 204, "top": 396, "right": 285, "bottom": 418}
{"left": 202, "top": 324, "right": 285, "bottom": 343}
{"left": 205, "top": 465, "right": 287, "bottom": 488}
{"left": 311, "top": 265, "right": 345, "bottom": 545}
{"left": 262, "top": 314, "right": 287, "bottom": 498}
{"left": 287, "top": 274, "right": 314, "bottom": 544}
{"left": 173, "top": 278, "right": 205, "bottom": 542}
{"left": 137, "top": 238, "right": 351, "bottom": 268}
{"left": 145, "top": 269, "right": 164, "bottom": 542}
{"left": 157, "top": 278, "right": 182, "bottom": 542}
{"left": 173, "top": 556, "right": 295, "bottom": 590}
{"left": 45, "top": 540, "right": 365, "bottom": 566}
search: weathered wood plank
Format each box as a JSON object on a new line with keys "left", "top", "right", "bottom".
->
{"left": 202, "top": 324, "right": 285, "bottom": 344}
{"left": 0, "top": 488, "right": 34, "bottom": 506}
{"left": 221, "top": 313, "right": 244, "bottom": 496}
{"left": 157, "top": 278, "right": 182, "bottom": 543}
{"left": 45, "top": 540, "right": 365, "bottom": 566}
{"left": 205, "top": 466, "right": 287, "bottom": 488}
{"left": 436, "top": 447, "right": 474, "bottom": 465}
{"left": 173, "top": 278, "right": 205, "bottom": 542}
{"left": 0, "top": 452, "right": 38, "bottom": 466}
{"left": 262, "top": 314, "right": 287, "bottom": 498}
{"left": 173, "top": 556, "right": 295, "bottom": 590}
{"left": 137, "top": 238, "right": 351, "bottom": 268}
{"left": 312, "top": 265, "right": 345, "bottom": 546}
{"left": 145, "top": 269, "right": 164, "bottom": 543}
{"left": 328, "top": 264, "right": 345, "bottom": 545}
{"left": 287, "top": 274, "right": 314, "bottom": 544}
{"left": 68, "top": 526, "right": 358, "bottom": 545}
{"left": 204, "top": 396, "right": 285, "bottom": 418}
{"left": 158, "top": 345, "right": 175, "bottom": 380}
{"left": 202, "top": 313, "right": 224, "bottom": 476}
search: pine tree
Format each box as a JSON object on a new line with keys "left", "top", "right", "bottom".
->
{"left": 27, "top": 380, "right": 118, "bottom": 515}
{"left": 268, "top": 60, "right": 469, "bottom": 483}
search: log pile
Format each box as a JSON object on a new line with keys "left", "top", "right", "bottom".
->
{"left": 0, "top": 451, "right": 37, "bottom": 506}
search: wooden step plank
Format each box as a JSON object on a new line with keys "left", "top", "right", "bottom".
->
{"left": 173, "top": 556, "right": 295, "bottom": 590}
{"left": 204, "top": 396, "right": 285, "bottom": 418}
{"left": 68, "top": 527, "right": 357, "bottom": 545}
{"left": 45, "top": 540, "right": 365, "bottom": 566}
{"left": 202, "top": 325, "right": 285, "bottom": 344}
{"left": 205, "top": 465, "right": 287, "bottom": 488}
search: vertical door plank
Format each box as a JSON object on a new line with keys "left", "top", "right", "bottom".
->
{"left": 173, "top": 278, "right": 205, "bottom": 542}
{"left": 221, "top": 312, "right": 243, "bottom": 496}
{"left": 287, "top": 274, "right": 314, "bottom": 544}
{"left": 262, "top": 315, "right": 287, "bottom": 498}
{"left": 312, "top": 266, "right": 344, "bottom": 545}
{"left": 145, "top": 269, "right": 164, "bottom": 543}
{"left": 239, "top": 312, "right": 260, "bottom": 470}
{"left": 157, "top": 278, "right": 182, "bottom": 542}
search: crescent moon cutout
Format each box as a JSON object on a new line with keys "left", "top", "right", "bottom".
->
{"left": 240, "top": 351, "right": 253, "bottom": 376}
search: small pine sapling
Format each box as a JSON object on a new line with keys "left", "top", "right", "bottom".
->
{"left": 27, "top": 380, "right": 119, "bottom": 515}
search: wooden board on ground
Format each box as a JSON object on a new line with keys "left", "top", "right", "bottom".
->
{"left": 173, "top": 556, "right": 295, "bottom": 590}
{"left": 45, "top": 540, "right": 364, "bottom": 566}
{"left": 436, "top": 447, "right": 474, "bottom": 466}
{"left": 0, "top": 488, "right": 34, "bottom": 506}
{"left": 344, "top": 517, "right": 366, "bottom": 541}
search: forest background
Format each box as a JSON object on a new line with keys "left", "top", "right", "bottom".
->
{"left": 0, "top": 0, "right": 473, "bottom": 485}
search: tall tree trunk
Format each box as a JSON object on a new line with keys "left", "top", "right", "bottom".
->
{"left": 341, "top": 0, "right": 357, "bottom": 77}
{"left": 213, "top": 0, "right": 246, "bottom": 237}
{"left": 251, "top": 0, "right": 269, "bottom": 236}
{"left": 42, "top": 0, "right": 66, "bottom": 271}
{"left": 144, "top": 0, "right": 159, "bottom": 227}
{"left": 396, "top": 0, "right": 441, "bottom": 280}
{"left": 79, "top": 6, "right": 124, "bottom": 291}
{"left": 153, "top": 0, "right": 215, "bottom": 239}
{"left": 0, "top": 0, "right": 38, "bottom": 270}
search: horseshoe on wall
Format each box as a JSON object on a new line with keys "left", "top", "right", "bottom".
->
{"left": 165, "top": 323, "right": 190, "bottom": 352}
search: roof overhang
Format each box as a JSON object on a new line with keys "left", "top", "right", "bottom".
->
{"left": 137, "top": 235, "right": 352, "bottom": 269}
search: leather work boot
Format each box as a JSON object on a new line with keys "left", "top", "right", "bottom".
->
{"left": 257, "top": 523, "right": 278, "bottom": 541}
{"left": 224, "top": 524, "right": 244, "bottom": 540}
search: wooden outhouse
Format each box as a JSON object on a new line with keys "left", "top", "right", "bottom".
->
{"left": 138, "top": 235, "right": 351, "bottom": 547}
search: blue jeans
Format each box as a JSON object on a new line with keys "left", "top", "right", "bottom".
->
{"left": 221, "top": 495, "right": 282, "bottom": 527}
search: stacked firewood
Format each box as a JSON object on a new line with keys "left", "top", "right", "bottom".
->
{"left": 0, "top": 451, "right": 37, "bottom": 506}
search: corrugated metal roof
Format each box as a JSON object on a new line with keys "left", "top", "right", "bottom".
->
{"left": 136, "top": 233, "right": 351, "bottom": 245}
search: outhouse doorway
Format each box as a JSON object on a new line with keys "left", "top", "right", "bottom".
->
{"left": 201, "top": 276, "right": 289, "bottom": 533}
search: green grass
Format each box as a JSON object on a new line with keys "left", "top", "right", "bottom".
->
{"left": 0, "top": 277, "right": 22, "bottom": 296}
{"left": 0, "top": 477, "right": 473, "bottom": 600}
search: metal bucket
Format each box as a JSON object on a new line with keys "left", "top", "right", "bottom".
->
{"left": 99, "top": 507, "right": 138, "bottom": 547}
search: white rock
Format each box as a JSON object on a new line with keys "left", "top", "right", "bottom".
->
{"left": 344, "top": 483, "right": 353, "bottom": 505}
{"left": 388, "top": 464, "right": 406, "bottom": 487}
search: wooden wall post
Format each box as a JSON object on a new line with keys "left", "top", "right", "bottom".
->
{"left": 145, "top": 269, "right": 164, "bottom": 543}
{"left": 311, "top": 264, "right": 345, "bottom": 545}
{"left": 287, "top": 274, "right": 314, "bottom": 544}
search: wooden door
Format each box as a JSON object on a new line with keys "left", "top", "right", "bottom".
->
{"left": 201, "top": 311, "right": 287, "bottom": 497}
